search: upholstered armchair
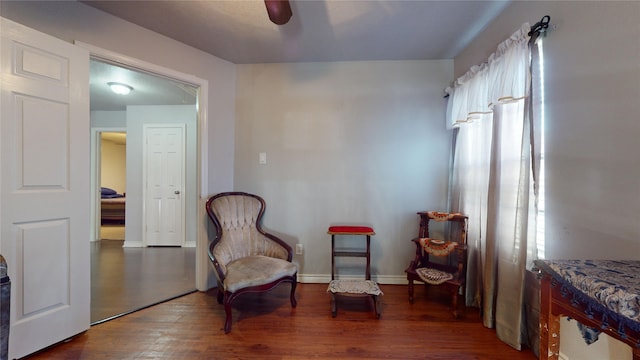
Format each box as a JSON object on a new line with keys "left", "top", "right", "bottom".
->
{"left": 205, "top": 192, "right": 298, "bottom": 333}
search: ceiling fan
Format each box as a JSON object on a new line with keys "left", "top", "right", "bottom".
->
{"left": 264, "top": 0, "right": 292, "bottom": 25}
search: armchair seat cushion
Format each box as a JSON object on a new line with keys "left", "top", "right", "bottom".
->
{"left": 224, "top": 255, "right": 298, "bottom": 293}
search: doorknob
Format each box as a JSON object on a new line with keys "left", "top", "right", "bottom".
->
{"left": 174, "top": 190, "right": 181, "bottom": 194}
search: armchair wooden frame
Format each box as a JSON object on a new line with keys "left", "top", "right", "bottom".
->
{"left": 206, "top": 192, "right": 298, "bottom": 333}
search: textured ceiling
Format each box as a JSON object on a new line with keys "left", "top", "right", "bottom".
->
{"left": 83, "top": 0, "right": 511, "bottom": 64}
{"left": 83, "top": 0, "right": 511, "bottom": 111}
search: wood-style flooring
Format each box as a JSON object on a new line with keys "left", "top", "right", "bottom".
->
{"left": 91, "top": 226, "right": 196, "bottom": 324}
{"left": 27, "top": 283, "right": 537, "bottom": 359}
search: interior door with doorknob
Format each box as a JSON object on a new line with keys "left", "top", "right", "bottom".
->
{"left": 143, "top": 124, "right": 185, "bottom": 246}
{"left": 1, "top": 18, "right": 90, "bottom": 358}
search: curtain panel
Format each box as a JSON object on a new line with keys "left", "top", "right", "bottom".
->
{"left": 447, "top": 22, "right": 541, "bottom": 351}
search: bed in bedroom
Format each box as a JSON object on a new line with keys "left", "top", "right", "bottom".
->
{"left": 101, "top": 187, "right": 125, "bottom": 225}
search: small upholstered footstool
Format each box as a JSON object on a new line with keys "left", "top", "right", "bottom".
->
{"left": 326, "top": 225, "right": 383, "bottom": 318}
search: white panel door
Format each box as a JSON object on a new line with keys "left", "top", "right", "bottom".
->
{"left": 144, "top": 125, "right": 185, "bottom": 246}
{"left": 0, "top": 18, "right": 90, "bottom": 358}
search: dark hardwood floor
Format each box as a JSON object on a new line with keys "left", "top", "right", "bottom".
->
{"left": 91, "top": 226, "right": 196, "bottom": 323}
{"left": 27, "top": 283, "right": 537, "bottom": 359}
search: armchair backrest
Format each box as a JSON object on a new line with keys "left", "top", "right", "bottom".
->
{"left": 206, "top": 192, "right": 291, "bottom": 280}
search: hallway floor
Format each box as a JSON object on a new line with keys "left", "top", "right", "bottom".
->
{"left": 91, "top": 226, "right": 196, "bottom": 323}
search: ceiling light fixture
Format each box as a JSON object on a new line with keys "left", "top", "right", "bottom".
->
{"left": 108, "top": 82, "right": 133, "bottom": 95}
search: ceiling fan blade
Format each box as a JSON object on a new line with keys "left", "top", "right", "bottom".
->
{"left": 264, "top": 0, "right": 292, "bottom": 25}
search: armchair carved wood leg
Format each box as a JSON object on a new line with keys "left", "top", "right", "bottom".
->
{"left": 289, "top": 276, "right": 298, "bottom": 308}
{"left": 217, "top": 288, "right": 224, "bottom": 304}
{"left": 223, "top": 291, "right": 235, "bottom": 334}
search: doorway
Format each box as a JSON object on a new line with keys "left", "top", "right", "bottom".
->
{"left": 89, "top": 58, "right": 199, "bottom": 324}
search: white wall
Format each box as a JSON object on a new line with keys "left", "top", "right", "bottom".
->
{"left": 455, "top": 2, "right": 640, "bottom": 359}
{"left": 91, "top": 110, "right": 126, "bottom": 128}
{"left": 235, "top": 60, "right": 453, "bottom": 281}
{"left": 100, "top": 138, "right": 126, "bottom": 194}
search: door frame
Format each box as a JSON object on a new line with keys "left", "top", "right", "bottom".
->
{"left": 91, "top": 128, "right": 127, "bottom": 242}
{"left": 77, "top": 41, "right": 209, "bottom": 291}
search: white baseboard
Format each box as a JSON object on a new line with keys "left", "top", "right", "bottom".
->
{"left": 558, "top": 352, "right": 569, "bottom": 360}
{"left": 123, "top": 240, "right": 143, "bottom": 247}
{"left": 123, "top": 240, "right": 196, "bottom": 248}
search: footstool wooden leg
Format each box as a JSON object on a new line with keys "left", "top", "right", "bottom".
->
{"left": 373, "top": 295, "right": 381, "bottom": 319}
{"left": 331, "top": 294, "right": 337, "bottom": 318}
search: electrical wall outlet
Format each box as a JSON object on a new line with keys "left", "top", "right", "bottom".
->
{"left": 295, "top": 243, "right": 303, "bottom": 255}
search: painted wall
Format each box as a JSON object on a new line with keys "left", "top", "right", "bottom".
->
{"left": 100, "top": 137, "right": 126, "bottom": 194}
{"left": 454, "top": 2, "right": 640, "bottom": 359}
{"left": 91, "top": 111, "right": 126, "bottom": 129}
{"left": 235, "top": 60, "right": 453, "bottom": 281}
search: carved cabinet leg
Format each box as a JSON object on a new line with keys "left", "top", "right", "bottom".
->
{"left": 539, "top": 275, "right": 559, "bottom": 359}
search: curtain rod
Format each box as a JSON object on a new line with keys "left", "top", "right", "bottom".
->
{"left": 528, "top": 15, "right": 551, "bottom": 37}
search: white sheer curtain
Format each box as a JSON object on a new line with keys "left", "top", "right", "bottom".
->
{"left": 447, "top": 23, "right": 540, "bottom": 350}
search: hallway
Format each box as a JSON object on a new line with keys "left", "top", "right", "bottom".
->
{"left": 91, "top": 225, "right": 196, "bottom": 323}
